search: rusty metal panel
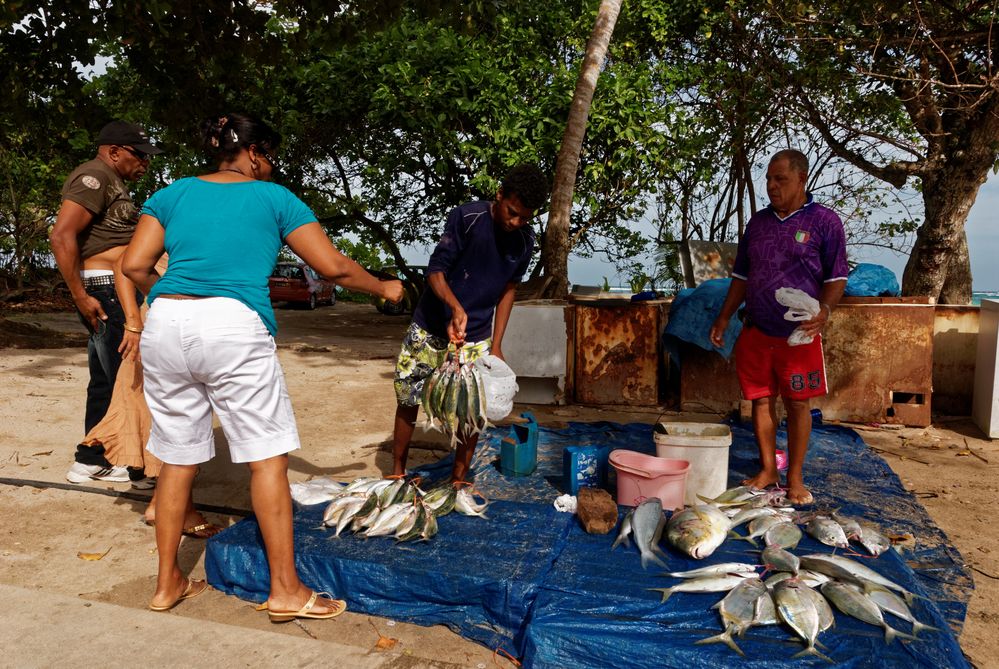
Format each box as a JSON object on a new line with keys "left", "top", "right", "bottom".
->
{"left": 679, "top": 300, "right": 936, "bottom": 427}
{"left": 823, "top": 303, "right": 934, "bottom": 426}
{"left": 933, "top": 305, "right": 978, "bottom": 416}
{"left": 572, "top": 301, "right": 665, "bottom": 406}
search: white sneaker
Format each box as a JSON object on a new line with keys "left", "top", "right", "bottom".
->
{"left": 66, "top": 462, "right": 131, "bottom": 483}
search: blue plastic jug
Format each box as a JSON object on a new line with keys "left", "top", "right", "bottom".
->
{"left": 500, "top": 412, "right": 538, "bottom": 477}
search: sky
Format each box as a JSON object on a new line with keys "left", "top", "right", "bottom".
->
{"left": 402, "top": 173, "right": 999, "bottom": 292}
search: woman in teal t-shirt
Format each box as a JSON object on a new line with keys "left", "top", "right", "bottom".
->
{"left": 122, "top": 113, "right": 403, "bottom": 619}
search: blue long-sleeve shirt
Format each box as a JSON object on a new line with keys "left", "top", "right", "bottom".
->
{"left": 412, "top": 201, "right": 535, "bottom": 341}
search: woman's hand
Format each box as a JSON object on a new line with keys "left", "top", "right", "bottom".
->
{"left": 380, "top": 279, "right": 405, "bottom": 305}
{"left": 118, "top": 329, "right": 142, "bottom": 362}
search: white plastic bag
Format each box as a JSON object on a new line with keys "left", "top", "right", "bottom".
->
{"left": 774, "top": 287, "right": 820, "bottom": 346}
{"left": 472, "top": 354, "right": 519, "bottom": 421}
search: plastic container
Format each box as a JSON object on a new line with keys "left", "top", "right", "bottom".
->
{"left": 609, "top": 450, "right": 689, "bottom": 509}
{"left": 653, "top": 422, "right": 732, "bottom": 506}
{"left": 500, "top": 413, "right": 539, "bottom": 476}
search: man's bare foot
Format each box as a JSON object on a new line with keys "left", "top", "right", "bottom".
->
{"left": 785, "top": 483, "right": 814, "bottom": 505}
{"left": 741, "top": 469, "right": 781, "bottom": 490}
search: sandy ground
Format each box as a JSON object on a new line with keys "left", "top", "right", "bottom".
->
{"left": 0, "top": 301, "right": 996, "bottom": 668}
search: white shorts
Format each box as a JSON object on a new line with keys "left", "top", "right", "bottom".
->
{"left": 141, "top": 297, "right": 300, "bottom": 465}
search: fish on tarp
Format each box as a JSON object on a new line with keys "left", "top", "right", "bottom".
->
{"left": 730, "top": 514, "right": 789, "bottom": 547}
{"left": 800, "top": 554, "right": 924, "bottom": 604}
{"left": 762, "top": 545, "right": 800, "bottom": 575}
{"left": 695, "top": 577, "right": 768, "bottom": 656}
{"left": 764, "top": 569, "right": 830, "bottom": 590}
{"left": 773, "top": 578, "right": 833, "bottom": 663}
{"left": 865, "top": 585, "right": 941, "bottom": 636}
{"left": 649, "top": 572, "right": 754, "bottom": 604}
{"left": 831, "top": 510, "right": 864, "bottom": 541}
{"left": 763, "top": 521, "right": 802, "bottom": 550}
{"left": 698, "top": 485, "right": 758, "bottom": 506}
{"left": 798, "top": 583, "right": 835, "bottom": 633}
{"left": 611, "top": 509, "right": 634, "bottom": 551}
{"left": 727, "top": 506, "right": 786, "bottom": 528}
{"left": 666, "top": 504, "right": 731, "bottom": 560}
{"left": 805, "top": 516, "right": 850, "bottom": 549}
{"left": 632, "top": 498, "right": 668, "bottom": 569}
{"left": 857, "top": 522, "right": 892, "bottom": 556}
{"left": 454, "top": 486, "right": 489, "bottom": 518}
{"left": 664, "top": 562, "right": 758, "bottom": 579}
{"left": 753, "top": 589, "right": 779, "bottom": 627}
{"left": 820, "top": 581, "right": 918, "bottom": 644}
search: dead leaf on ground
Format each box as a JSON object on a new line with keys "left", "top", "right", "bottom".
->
{"left": 77, "top": 547, "right": 112, "bottom": 561}
{"left": 30, "top": 450, "right": 52, "bottom": 457}
{"left": 369, "top": 619, "right": 398, "bottom": 650}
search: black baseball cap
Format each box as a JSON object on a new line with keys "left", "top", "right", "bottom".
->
{"left": 96, "top": 121, "right": 164, "bottom": 155}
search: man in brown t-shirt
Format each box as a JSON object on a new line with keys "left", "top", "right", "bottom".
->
{"left": 50, "top": 120, "right": 164, "bottom": 484}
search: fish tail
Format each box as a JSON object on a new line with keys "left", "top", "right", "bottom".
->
{"left": 641, "top": 550, "right": 668, "bottom": 570}
{"left": 694, "top": 630, "right": 745, "bottom": 657}
{"left": 885, "top": 624, "right": 918, "bottom": 644}
{"left": 791, "top": 645, "right": 834, "bottom": 664}
{"left": 647, "top": 587, "right": 674, "bottom": 604}
{"left": 912, "top": 621, "right": 941, "bottom": 636}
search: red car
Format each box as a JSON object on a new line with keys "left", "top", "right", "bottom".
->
{"left": 268, "top": 262, "right": 336, "bottom": 310}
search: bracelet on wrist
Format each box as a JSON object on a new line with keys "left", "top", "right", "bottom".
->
{"left": 123, "top": 325, "right": 143, "bottom": 333}
{"left": 820, "top": 303, "right": 832, "bottom": 317}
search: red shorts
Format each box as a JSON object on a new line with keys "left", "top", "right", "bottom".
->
{"left": 734, "top": 325, "right": 827, "bottom": 401}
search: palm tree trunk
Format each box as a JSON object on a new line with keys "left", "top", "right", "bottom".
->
{"left": 540, "top": 0, "right": 623, "bottom": 298}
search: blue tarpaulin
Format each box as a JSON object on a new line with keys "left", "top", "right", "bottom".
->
{"left": 662, "top": 279, "right": 742, "bottom": 364}
{"left": 205, "top": 421, "right": 971, "bottom": 668}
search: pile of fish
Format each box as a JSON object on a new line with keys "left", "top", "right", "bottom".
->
{"left": 609, "top": 486, "right": 938, "bottom": 660}
{"left": 321, "top": 477, "right": 488, "bottom": 542}
{"left": 421, "top": 347, "right": 489, "bottom": 446}
{"left": 675, "top": 552, "right": 940, "bottom": 660}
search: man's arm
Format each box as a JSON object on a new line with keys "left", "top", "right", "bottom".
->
{"left": 50, "top": 199, "right": 107, "bottom": 329}
{"left": 427, "top": 271, "right": 467, "bottom": 345}
{"left": 798, "top": 279, "right": 847, "bottom": 338}
{"left": 709, "top": 278, "right": 748, "bottom": 348}
{"left": 490, "top": 282, "right": 517, "bottom": 360}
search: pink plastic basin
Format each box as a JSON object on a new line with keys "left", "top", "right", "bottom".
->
{"left": 609, "top": 450, "right": 690, "bottom": 509}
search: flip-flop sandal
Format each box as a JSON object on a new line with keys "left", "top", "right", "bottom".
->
{"left": 267, "top": 591, "right": 347, "bottom": 622}
{"left": 182, "top": 522, "right": 225, "bottom": 539}
{"left": 149, "top": 578, "right": 208, "bottom": 612}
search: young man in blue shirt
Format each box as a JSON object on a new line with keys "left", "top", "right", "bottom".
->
{"left": 391, "top": 164, "right": 548, "bottom": 484}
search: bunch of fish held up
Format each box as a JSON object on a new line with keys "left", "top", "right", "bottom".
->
{"left": 611, "top": 486, "right": 939, "bottom": 662}
{"left": 421, "top": 345, "right": 490, "bottom": 447}
{"left": 320, "top": 476, "right": 489, "bottom": 542}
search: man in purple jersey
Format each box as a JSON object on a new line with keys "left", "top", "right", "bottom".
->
{"left": 709, "top": 149, "right": 848, "bottom": 505}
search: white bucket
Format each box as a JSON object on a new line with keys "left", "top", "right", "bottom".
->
{"left": 653, "top": 422, "right": 731, "bottom": 505}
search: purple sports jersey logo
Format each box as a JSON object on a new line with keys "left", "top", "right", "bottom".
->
{"left": 794, "top": 230, "right": 810, "bottom": 244}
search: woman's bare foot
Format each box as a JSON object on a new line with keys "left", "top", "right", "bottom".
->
{"left": 265, "top": 587, "right": 345, "bottom": 619}
{"left": 741, "top": 469, "right": 781, "bottom": 490}
{"left": 149, "top": 574, "right": 208, "bottom": 611}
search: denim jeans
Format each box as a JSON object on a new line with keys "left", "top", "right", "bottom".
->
{"left": 74, "top": 283, "right": 127, "bottom": 467}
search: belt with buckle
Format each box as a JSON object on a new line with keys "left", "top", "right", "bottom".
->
{"left": 82, "top": 274, "right": 116, "bottom": 288}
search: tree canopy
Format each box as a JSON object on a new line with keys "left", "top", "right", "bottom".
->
{"left": 1, "top": 0, "right": 993, "bottom": 302}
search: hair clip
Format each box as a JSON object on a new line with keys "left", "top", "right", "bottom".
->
{"left": 229, "top": 129, "right": 239, "bottom": 143}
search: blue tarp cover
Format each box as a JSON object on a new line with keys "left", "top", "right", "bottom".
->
{"left": 662, "top": 278, "right": 742, "bottom": 363}
{"left": 845, "top": 263, "right": 901, "bottom": 297}
{"left": 205, "top": 421, "right": 971, "bottom": 669}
